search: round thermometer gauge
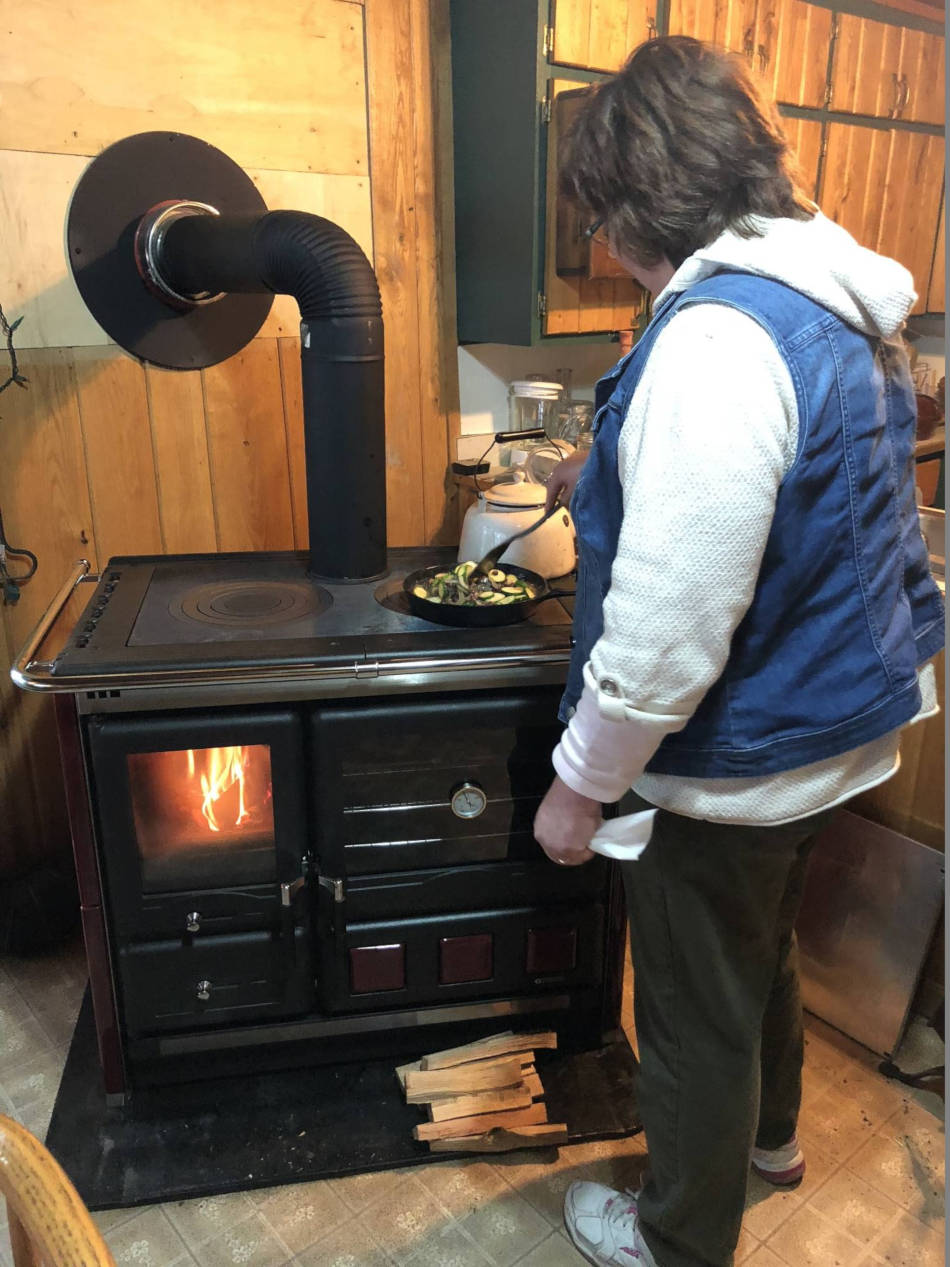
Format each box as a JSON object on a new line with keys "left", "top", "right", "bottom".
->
{"left": 450, "top": 781, "right": 487, "bottom": 819}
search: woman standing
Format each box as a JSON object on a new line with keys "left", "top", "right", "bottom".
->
{"left": 533, "top": 35, "right": 943, "bottom": 1267}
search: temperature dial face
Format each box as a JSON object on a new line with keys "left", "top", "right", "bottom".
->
{"left": 450, "top": 781, "right": 487, "bottom": 819}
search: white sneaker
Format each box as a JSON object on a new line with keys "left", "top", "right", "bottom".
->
{"left": 563, "top": 1181, "right": 658, "bottom": 1265}
{"left": 751, "top": 1134, "right": 806, "bottom": 1187}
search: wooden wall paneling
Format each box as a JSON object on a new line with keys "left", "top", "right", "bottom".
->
{"left": 430, "top": 0, "right": 465, "bottom": 540}
{"left": 781, "top": 115, "right": 824, "bottom": 199}
{"left": 0, "top": 0, "right": 369, "bottom": 177}
{"left": 365, "top": 0, "right": 427, "bottom": 546}
{"left": 144, "top": 365, "right": 217, "bottom": 555}
{"left": 201, "top": 339, "right": 295, "bottom": 552}
{"left": 0, "top": 150, "right": 110, "bottom": 350}
{"left": 927, "top": 193, "right": 945, "bottom": 313}
{"left": 0, "top": 349, "right": 94, "bottom": 876}
{"left": 409, "top": 0, "right": 459, "bottom": 545}
{"left": 73, "top": 348, "right": 163, "bottom": 563}
{"left": 875, "top": 132, "right": 944, "bottom": 315}
{"left": 277, "top": 338, "right": 309, "bottom": 550}
{"left": 764, "top": 0, "right": 833, "bottom": 109}
{"left": 830, "top": 14, "right": 904, "bottom": 118}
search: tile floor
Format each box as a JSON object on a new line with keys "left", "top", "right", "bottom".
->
{"left": 0, "top": 936, "right": 944, "bottom": 1267}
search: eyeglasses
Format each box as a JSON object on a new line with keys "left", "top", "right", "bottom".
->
{"left": 584, "top": 217, "right": 608, "bottom": 246}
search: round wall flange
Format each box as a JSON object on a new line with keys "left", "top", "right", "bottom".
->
{"left": 67, "top": 132, "right": 273, "bottom": 370}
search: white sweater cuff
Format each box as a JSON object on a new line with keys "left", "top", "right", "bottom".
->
{"left": 552, "top": 683, "right": 680, "bottom": 803}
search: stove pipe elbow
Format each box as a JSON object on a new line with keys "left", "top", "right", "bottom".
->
{"left": 157, "top": 209, "right": 386, "bottom": 581}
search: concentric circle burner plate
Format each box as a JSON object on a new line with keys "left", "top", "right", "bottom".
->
{"left": 177, "top": 580, "right": 331, "bottom": 627}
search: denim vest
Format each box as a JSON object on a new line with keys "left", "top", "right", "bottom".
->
{"left": 560, "top": 272, "right": 945, "bottom": 777}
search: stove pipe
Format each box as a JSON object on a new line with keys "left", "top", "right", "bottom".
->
{"left": 155, "top": 210, "right": 386, "bottom": 581}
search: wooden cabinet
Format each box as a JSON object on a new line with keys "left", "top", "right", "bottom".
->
{"left": 450, "top": 0, "right": 645, "bottom": 345}
{"left": 831, "top": 12, "right": 944, "bottom": 125}
{"left": 781, "top": 115, "right": 823, "bottom": 199}
{"left": 928, "top": 195, "right": 945, "bottom": 314}
{"left": 667, "top": 0, "right": 831, "bottom": 107}
{"left": 820, "top": 123, "right": 944, "bottom": 316}
{"left": 550, "top": 0, "right": 656, "bottom": 72}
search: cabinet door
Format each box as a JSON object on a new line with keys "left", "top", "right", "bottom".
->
{"left": 927, "top": 194, "right": 945, "bottom": 313}
{"left": 820, "top": 122, "right": 944, "bottom": 316}
{"left": 551, "top": 0, "right": 656, "bottom": 72}
{"left": 896, "top": 27, "right": 944, "bottom": 126}
{"left": 756, "top": 0, "right": 832, "bottom": 109}
{"left": 667, "top": 0, "right": 758, "bottom": 57}
{"left": 830, "top": 14, "right": 903, "bottom": 117}
{"left": 543, "top": 79, "right": 648, "bottom": 334}
{"left": 780, "top": 115, "right": 823, "bottom": 199}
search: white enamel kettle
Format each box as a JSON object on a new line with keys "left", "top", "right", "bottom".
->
{"left": 458, "top": 478, "right": 576, "bottom": 579}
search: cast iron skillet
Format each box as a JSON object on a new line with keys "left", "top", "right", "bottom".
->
{"left": 403, "top": 562, "right": 575, "bottom": 628}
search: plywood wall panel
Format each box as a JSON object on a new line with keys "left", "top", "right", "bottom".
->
{"left": 0, "top": 150, "right": 111, "bottom": 350}
{"left": 73, "top": 348, "right": 163, "bottom": 563}
{"left": 202, "top": 340, "right": 295, "bottom": 552}
{"left": 365, "top": 0, "right": 426, "bottom": 547}
{"left": 145, "top": 365, "right": 218, "bottom": 554}
{"left": 277, "top": 337, "right": 309, "bottom": 550}
{"left": 0, "top": 0, "right": 368, "bottom": 177}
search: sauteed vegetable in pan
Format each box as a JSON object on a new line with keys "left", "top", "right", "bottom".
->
{"left": 411, "top": 560, "right": 538, "bottom": 607}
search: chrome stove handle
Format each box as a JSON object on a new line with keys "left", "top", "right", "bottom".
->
{"left": 10, "top": 559, "right": 93, "bottom": 688}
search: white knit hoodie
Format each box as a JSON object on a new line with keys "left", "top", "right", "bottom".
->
{"left": 552, "top": 213, "right": 939, "bottom": 825}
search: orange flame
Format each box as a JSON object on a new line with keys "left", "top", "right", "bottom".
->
{"left": 187, "top": 746, "right": 253, "bottom": 832}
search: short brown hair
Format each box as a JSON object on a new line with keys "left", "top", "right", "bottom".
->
{"left": 560, "top": 36, "right": 814, "bottom": 269}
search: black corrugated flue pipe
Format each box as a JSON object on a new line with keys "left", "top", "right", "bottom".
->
{"left": 159, "top": 210, "right": 386, "bottom": 581}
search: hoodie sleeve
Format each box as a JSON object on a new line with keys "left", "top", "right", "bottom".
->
{"left": 552, "top": 301, "right": 798, "bottom": 802}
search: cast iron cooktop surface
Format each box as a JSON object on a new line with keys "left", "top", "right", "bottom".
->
{"left": 52, "top": 550, "right": 573, "bottom": 678}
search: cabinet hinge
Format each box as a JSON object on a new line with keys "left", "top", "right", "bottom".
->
{"left": 541, "top": 95, "right": 552, "bottom": 125}
{"left": 543, "top": 23, "right": 554, "bottom": 57}
{"left": 537, "top": 291, "right": 547, "bottom": 321}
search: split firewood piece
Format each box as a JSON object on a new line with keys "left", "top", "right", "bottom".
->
{"left": 420, "top": 1031, "right": 557, "bottom": 1071}
{"left": 395, "top": 1058, "right": 422, "bottom": 1091}
{"left": 414, "top": 1101, "right": 547, "bottom": 1143}
{"left": 428, "top": 1083, "right": 534, "bottom": 1123}
{"left": 428, "top": 1123, "right": 569, "bottom": 1153}
{"left": 522, "top": 1070, "right": 544, "bottom": 1099}
{"left": 404, "top": 1057, "right": 523, "bottom": 1103}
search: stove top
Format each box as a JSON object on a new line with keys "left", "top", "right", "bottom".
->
{"left": 50, "top": 549, "right": 574, "bottom": 682}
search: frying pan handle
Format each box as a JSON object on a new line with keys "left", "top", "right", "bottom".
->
{"left": 537, "top": 588, "right": 575, "bottom": 601}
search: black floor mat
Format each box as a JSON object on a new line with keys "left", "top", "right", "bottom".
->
{"left": 46, "top": 993, "right": 642, "bottom": 1210}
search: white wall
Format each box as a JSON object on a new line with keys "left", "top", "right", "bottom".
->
{"left": 457, "top": 341, "right": 620, "bottom": 444}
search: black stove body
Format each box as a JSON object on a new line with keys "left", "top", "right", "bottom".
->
{"left": 27, "top": 549, "right": 627, "bottom": 1100}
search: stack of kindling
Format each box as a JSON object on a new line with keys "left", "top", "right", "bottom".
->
{"left": 396, "top": 1030, "right": 568, "bottom": 1153}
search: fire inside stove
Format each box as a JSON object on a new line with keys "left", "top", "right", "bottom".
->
{"left": 127, "top": 745, "right": 276, "bottom": 891}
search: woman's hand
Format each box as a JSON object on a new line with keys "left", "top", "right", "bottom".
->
{"left": 533, "top": 775, "right": 601, "bottom": 866}
{"left": 545, "top": 450, "right": 590, "bottom": 512}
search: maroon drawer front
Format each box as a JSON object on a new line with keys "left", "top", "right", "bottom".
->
{"left": 323, "top": 903, "right": 604, "bottom": 1014}
{"left": 526, "top": 925, "right": 578, "bottom": 975}
{"left": 349, "top": 944, "right": 407, "bottom": 994}
{"left": 440, "top": 933, "right": 494, "bottom": 985}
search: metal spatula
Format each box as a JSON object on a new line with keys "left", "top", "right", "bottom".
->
{"left": 470, "top": 501, "right": 563, "bottom": 580}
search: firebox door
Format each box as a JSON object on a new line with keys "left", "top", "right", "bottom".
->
{"left": 86, "top": 707, "right": 313, "bottom": 1034}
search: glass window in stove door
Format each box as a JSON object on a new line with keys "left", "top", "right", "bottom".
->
{"left": 126, "top": 745, "right": 276, "bottom": 892}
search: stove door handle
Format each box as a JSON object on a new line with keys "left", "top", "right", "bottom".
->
{"left": 317, "top": 875, "right": 345, "bottom": 904}
{"left": 280, "top": 875, "right": 307, "bottom": 906}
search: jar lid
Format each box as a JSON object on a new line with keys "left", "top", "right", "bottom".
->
{"left": 484, "top": 480, "right": 547, "bottom": 508}
{"left": 509, "top": 380, "right": 562, "bottom": 399}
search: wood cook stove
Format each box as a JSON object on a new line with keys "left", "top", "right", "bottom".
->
{"left": 17, "top": 551, "right": 627, "bottom": 1102}
{"left": 12, "top": 132, "right": 628, "bottom": 1104}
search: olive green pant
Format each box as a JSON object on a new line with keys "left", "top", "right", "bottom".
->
{"left": 620, "top": 795, "right": 836, "bottom": 1267}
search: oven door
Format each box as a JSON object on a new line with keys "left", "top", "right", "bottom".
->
{"left": 86, "top": 707, "right": 313, "bottom": 1034}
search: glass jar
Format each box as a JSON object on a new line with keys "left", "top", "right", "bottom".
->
{"left": 507, "top": 380, "right": 563, "bottom": 433}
